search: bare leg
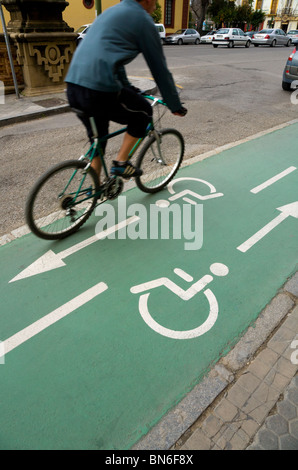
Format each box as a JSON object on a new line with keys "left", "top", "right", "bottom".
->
{"left": 116, "top": 132, "right": 139, "bottom": 162}
{"left": 91, "top": 157, "right": 102, "bottom": 185}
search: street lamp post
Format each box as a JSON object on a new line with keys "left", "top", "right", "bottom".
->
{"left": 95, "top": 0, "right": 102, "bottom": 16}
{"left": 0, "top": 0, "right": 20, "bottom": 98}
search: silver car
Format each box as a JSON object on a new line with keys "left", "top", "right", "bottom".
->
{"left": 164, "top": 29, "right": 201, "bottom": 45}
{"left": 287, "top": 30, "right": 298, "bottom": 45}
{"left": 252, "top": 29, "right": 291, "bottom": 47}
{"left": 282, "top": 47, "right": 298, "bottom": 90}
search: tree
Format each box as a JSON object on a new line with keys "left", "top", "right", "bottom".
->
{"left": 151, "top": 1, "right": 162, "bottom": 24}
{"left": 250, "top": 9, "right": 266, "bottom": 30}
{"left": 191, "top": 0, "right": 212, "bottom": 33}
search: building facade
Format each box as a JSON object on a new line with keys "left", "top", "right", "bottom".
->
{"left": 1, "top": 0, "right": 189, "bottom": 34}
{"left": 2, "top": 0, "right": 297, "bottom": 35}
{"left": 239, "top": 0, "right": 298, "bottom": 31}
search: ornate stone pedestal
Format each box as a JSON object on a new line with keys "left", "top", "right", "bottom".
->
{"left": 2, "top": 0, "right": 76, "bottom": 96}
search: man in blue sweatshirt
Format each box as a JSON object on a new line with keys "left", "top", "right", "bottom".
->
{"left": 66, "top": 0, "right": 187, "bottom": 181}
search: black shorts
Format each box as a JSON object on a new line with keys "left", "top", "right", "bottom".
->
{"left": 66, "top": 82, "right": 152, "bottom": 151}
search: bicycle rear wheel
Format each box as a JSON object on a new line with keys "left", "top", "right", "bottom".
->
{"left": 26, "top": 160, "right": 99, "bottom": 240}
{"left": 135, "top": 128, "right": 184, "bottom": 193}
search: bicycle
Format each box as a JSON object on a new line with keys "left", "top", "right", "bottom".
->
{"left": 25, "top": 93, "right": 186, "bottom": 240}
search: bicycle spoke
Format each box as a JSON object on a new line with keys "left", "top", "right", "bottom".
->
{"left": 26, "top": 161, "right": 98, "bottom": 239}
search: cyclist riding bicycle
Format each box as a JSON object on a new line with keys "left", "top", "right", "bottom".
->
{"left": 65, "top": 0, "right": 187, "bottom": 183}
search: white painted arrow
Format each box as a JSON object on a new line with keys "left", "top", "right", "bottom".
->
{"left": 237, "top": 201, "right": 298, "bottom": 253}
{"left": 10, "top": 216, "right": 139, "bottom": 283}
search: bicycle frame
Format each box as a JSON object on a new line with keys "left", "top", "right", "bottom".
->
{"left": 53, "top": 94, "right": 168, "bottom": 208}
{"left": 74, "top": 94, "right": 167, "bottom": 201}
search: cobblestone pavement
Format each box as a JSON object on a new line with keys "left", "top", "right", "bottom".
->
{"left": 247, "top": 373, "right": 298, "bottom": 450}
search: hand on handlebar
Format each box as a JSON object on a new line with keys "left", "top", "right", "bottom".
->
{"left": 173, "top": 106, "right": 188, "bottom": 117}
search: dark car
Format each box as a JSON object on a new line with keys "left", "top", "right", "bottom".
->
{"left": 244, "top": 31, "right": 256, "bottom": 38}
{"left": 282, "top": 47, "right": 298, "bottom": 90}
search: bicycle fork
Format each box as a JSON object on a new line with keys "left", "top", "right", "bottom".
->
{"left": 150, "top": 129, "right": 167, "bottom": 166}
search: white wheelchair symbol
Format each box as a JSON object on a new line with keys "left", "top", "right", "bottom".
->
{"left": 130, "top": 263, "right": 229, "bottom": 340}
{"left": 155, "top": 177, "right": 224, "bottom": 208}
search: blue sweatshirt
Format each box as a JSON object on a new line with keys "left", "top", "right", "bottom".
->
{"left": 65, "top": 0, "right": 182, "bottom": 112}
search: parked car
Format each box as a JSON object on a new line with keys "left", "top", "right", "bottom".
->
{"left": 164, "top": 29, "right": 200, "bottom": 45}
{"left": 244, "top": 31, "right": 256, "bottom": 38}
{"left": 200, "top": 30, "right": 217, "bottom": 44}
{"left": 252, "top": 29, "right": 291, "bottom": 47}
{"left": 75, "top": 24, "right": 92, "bottom": 46}
{"left": 282, "top": 46, "right": 298, "bottom": 90}
{"left": 155, "top": 24, "right": 166, "bottom": 43}
{"left": 287, "top": 30, "right": 298, "bottom": 45}
{"left": 212, "top": 28, "right": 251, "bottom": 48}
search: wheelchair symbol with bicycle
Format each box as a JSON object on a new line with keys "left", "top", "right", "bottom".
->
{"left": 130, "top": 176, "right": 226, "bottom": 339}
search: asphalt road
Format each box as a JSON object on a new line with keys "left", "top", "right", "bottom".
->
{"left": 1, "top": 44, "right": 297, "bottom": 237}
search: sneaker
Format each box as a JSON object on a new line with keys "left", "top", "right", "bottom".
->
{"left": 110, "top": 160, "right": 143, "bottom": 179}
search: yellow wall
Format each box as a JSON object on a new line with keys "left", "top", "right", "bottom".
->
{"left": 63, "top": 0, "right": 96, "bottom": 31}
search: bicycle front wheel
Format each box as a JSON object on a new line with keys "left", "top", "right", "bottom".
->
{"left": 135, "top": 128, "right": 184, "bottom": 193}
{"left": 26, "top": 160, "right": 99, "bottom": 240}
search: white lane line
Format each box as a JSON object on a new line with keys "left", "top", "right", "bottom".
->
{"left": 250, "top": 166, "right": 297, "bottom": 194}
{"left": 1, "top": 282, "right": 108, "bottom": 358}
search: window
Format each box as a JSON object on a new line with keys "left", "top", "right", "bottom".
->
{"left": 83, "top": 0, "right": 94, "bottom": 9}
{"left": 270, "top": 0, "right": 278, "bottom": 15}
{"left": 165, "top": 0, "right": 174, "bottom": 28}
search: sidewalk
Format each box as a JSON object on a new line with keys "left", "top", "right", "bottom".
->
{"left": 0, "top": 77, "right": 157, "bottom": 127}
{"left": 0, "top": 85, "right": 297, "bottom": 451}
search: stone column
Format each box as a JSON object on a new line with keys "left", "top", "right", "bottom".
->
{"left": 2, "top": 0, "right": 77, "bottom": 96}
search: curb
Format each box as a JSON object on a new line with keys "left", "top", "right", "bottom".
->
{"left": 0, "top": 104, "right": 70, "bottom": 128}
{"left": 0, "top": 77, "right": 157, "bottom": 128}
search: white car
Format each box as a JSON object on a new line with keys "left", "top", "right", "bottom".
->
{"left": 212, "top": 28, "right": 251, "bottom": 48}
{"left": 155, "top": 24, "right": 166, "bottom": 43}
{"left": 200, "top": 30, "right": 217, "bottom": 44}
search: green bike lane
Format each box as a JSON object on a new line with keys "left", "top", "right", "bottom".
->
{"left": 0, "top": 122, "right": 297, "bottom": 450}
